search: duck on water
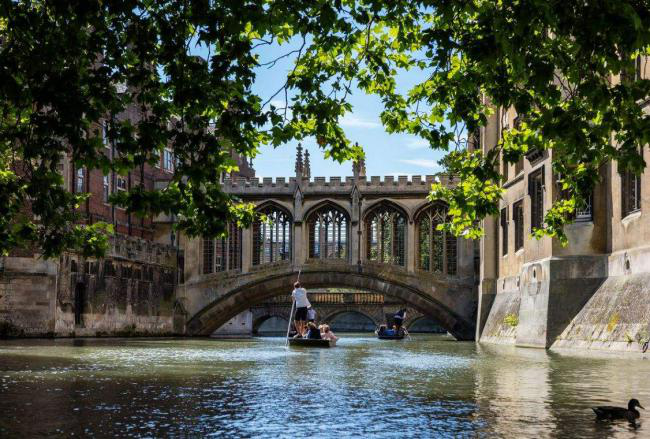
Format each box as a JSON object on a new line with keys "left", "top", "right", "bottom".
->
{"left": 592, "top": 399, "right": 644, "bottom": 422}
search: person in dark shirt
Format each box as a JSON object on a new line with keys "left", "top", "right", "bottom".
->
{"left": 306, "top": 321, "right": 321, "bottom": 339}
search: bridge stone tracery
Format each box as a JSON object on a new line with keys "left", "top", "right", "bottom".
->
{"left": 180, "top": 161, "right": 477, "bottom": 340}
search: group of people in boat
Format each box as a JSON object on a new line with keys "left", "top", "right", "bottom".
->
{"left": 290, "top": 282, "right": 338, "bottom": 342}
{"left": 376, "top": 308, "right": 409, "bottom": 337}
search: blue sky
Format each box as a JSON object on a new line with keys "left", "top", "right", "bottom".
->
{"left": 247, "top": 39, "right": 447, "bottom": 179}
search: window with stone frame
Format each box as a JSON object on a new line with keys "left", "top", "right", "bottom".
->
{"left": 202, "top": 238, "right": 214, "bottom": 274}
{"left": 416, "top": 203, "right": 457, "bottom": 275}
{"left": 202, "top": 223, "right": 242, "bottom": 274}
{"left": 163, "top": 149, "right": 174, "bottom": 172}
{"left": 513, "top": 200, "right": 524, "bottom": 251}
{"left": 253, "top": 205, "right": 292, "bottom": 265}
{"left": 500, "top": 207, "right": 508, "bottom": 256}
{"left": 529, "top": 167, "right": 545, "bottom": 231}
{"left": 307, "top": 204, "right": 349, "bottom": 260}
{"left": 75, "top": 168, "right": 85, "bottom": 193}
{"left": 103, "top": 174, "right": 110, "bottom": 203}
{"left": 621, "top": 166, "right": 642, "bottom": 217}
{"left": 513, "top": 115, "right": 525, "bottom": 175}
{"left": 366, "top": 203, "right": 407, "bottom": 267}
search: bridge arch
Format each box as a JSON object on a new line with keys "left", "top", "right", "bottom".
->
{"left": 321, "top": 309, "right": 380, "bottom": 329}
{"left": 252, "top": 314, "right": 289, "bottom": 334}
{"left": 185, "top": 267, "right": 475, "bottom": 340}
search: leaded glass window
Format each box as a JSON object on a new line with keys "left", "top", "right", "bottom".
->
{"left": 366, "top": 204, "right": 406, "bottom": 266}
{"left": 253, "top": 205, "right": 292, "bottom": 265}
{"left": 202, "top": 222, "right": 242, "bottom": 274}
{"left": 308, "top": 205, "right": 348, "bottom": 260}
{"left": 417, "top": 203, "right": 457, "bottom": 275}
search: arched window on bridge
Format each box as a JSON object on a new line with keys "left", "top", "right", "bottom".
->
{"left": 202, "top": 222, "right": 242, "bottom": 274}
{"left": 307, "top": 204, "right": 349, "bottom": 260}
{"left": 365, "top": 203, "right": 406, "bottom": 266}
{"left": 253, "top": 205, "right": 292, "bottom": 265}
{"left": 416, "top": 203, "right": 457, "bottom": 275}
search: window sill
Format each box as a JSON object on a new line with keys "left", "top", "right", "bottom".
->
{"left": 503, "top": 173, "right": 525, "bottom": 189}
{"left": 622, "top": 210, "right": 642, "bottom": 224}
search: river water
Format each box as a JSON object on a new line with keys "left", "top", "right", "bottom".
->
{"left": 1, "top": 335, "right": 648, "bottom": 438}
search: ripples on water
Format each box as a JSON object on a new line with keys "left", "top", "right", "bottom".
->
{"left": 1, "top": 335, "right": 649, "bottom": 438}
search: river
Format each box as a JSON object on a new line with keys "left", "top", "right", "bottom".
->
{"left": 1, "top": 335, "right": 648, "bottom": 438}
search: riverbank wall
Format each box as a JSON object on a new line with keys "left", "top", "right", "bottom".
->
{"left": 0, "top": 235, "right": 184, "bottom": 338}
{"left": 479, "top": 248, "right": 650, "bottom": 354}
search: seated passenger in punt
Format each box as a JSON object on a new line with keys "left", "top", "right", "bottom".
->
{"left": 319, "top": 324, "right": 338, "bottom": 342}
{"left": 306, "top": 321, "right": 322, "bottom": 339}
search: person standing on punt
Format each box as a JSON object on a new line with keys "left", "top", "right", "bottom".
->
{"left": 393, "top": 309, "right": 406, "bottom": 333}
{"left": 292, "top": 281, "right": 311, "bottom": 338}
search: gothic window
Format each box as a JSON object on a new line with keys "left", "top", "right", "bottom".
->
{"left": 513, "top": 200, "right": 524, "bottom": 251}
{"left": 416, "top": 203, "right": 456, "bottom": 275}
{"left": 621, "top": 168, "right": 642, "bottom": 217}
{"left": 366, "top": 203, "right": 406, "bottom": 266}
{"left": 501, "top": 207, "right": 508, "bottom": 256}
{"left": 308, "top": 205, "right": 348, "bottom": 260}
{"left": 529, "top": 167, "right": 544, "bottom": 231}
{"left": 202, "top": 222, "right": 242, "bottom": 274}
{"left": 513, "top": 115, "right": 525, "bottom": 175}
{"left": 253, "top": 205, "right": 292, "bottom": 265}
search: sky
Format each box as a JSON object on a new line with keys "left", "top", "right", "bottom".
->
{"left": 250, "top": 44, "right": 445, "bottom": 179}
{"left": 199, "top": 36, "right": 447, "bottom": 179}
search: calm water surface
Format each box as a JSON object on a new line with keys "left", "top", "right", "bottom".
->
{"left": 1, "top": 335, "right": 649, "bottom": 438}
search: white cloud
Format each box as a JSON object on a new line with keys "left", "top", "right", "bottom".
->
{"left": 406, "top": 138, "right": 430, "bottom": 150}
{"left": 339, "top": 114, "right": 381, "bottom": 128}
{"left": 398, "top": 159, "right": 441, "bottom": 171}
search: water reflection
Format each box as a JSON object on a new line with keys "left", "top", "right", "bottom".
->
{"left": 0, "top": 336, "right": 648, "bottom": 437}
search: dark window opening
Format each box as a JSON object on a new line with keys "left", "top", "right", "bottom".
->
{"left": 529, "top": 167, "right": 544, "bottom": 231}
{"left": 500, "top": 207, "right": 508, "bottom": 256}
{"left": 514, "top": 200, "right": 524, "bottom": 251}
{"left": 621, "top": 167, "right": 642, "bottom": 217}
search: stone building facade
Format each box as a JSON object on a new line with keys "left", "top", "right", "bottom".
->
{"left": 0, "top": 99, "right": 254, "bottom": 337}
{"left": 477, "top": 59, "right": 650, "bottom": 352}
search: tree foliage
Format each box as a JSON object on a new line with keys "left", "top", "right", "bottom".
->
{"left": 1, "top": 1, "right": 650, "bottom": 257}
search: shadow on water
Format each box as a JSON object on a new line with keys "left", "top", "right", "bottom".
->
{"left": 0, "top": 335, "right": 649, "bottom": 438}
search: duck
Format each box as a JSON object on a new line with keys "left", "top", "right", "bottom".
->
{"left": 592, "top": 399, "right": 644, "bottom": 421}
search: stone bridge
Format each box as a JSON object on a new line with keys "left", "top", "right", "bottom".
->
{"left": 179, "top": 152, "right": 478, "bottom": 340}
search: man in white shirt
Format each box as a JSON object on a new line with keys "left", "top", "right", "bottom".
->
{"left": 292, "top": 282, "right": 310, "bottom": 337}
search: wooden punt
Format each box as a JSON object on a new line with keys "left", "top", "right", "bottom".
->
{"left": 288, "top": 338, "right": 336, "bottom": 348}
{"left": 377, "top": 334, "right": 406, "bottom": 340}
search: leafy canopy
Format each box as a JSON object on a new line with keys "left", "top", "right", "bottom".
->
{"left": 1, "top": 0, "right": 650, "bottom": 257}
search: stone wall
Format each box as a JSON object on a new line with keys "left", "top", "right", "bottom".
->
{"left": 479, "top": 256, "right": 608, "bottom": 348}
{"left": 552, "top": 246, "right": 650, "bottom": 353}
{"left": 0, "top": 258, "right": 58, "bottom": 337}
{"left": 0, "top": 235, "right": 182, "bottom": 338}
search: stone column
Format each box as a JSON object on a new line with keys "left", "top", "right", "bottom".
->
{"left": 406, "top": 220, "right": 416, "bottom": 273}
{"left": 477, "top": 215, "right": 498, "bottom": 340}
{"left": 241, "top": 226, "right": 252, "bottom": 273}
{"left": 293, "top": 222, "right": 305, "bottom": 267}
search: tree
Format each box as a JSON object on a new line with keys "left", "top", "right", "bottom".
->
{"left": 2, "top": 1, "right": 650, "bottom": 258}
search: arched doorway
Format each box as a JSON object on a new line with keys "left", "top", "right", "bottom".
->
{"left": 253, "top": 316, "right": 289, "bottom": 336}
{"left": 327, "top": 311, "right": 376, "bottom": 333}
